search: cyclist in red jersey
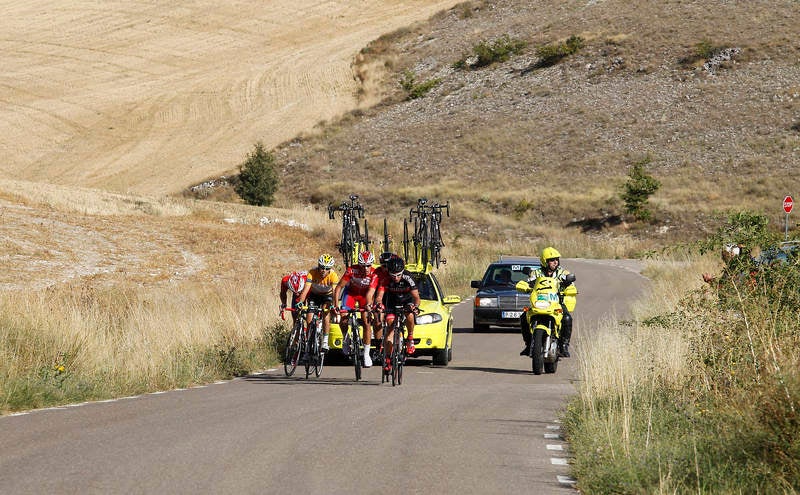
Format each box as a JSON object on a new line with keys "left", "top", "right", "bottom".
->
{"left": 375, "top": 257, "right": 420, "bottom": 372}
{"left": 279, "top": 270, "right": 308, "bottom": 324}
{"left": 333, "top": 251, "right": 379, "bottom": 367}
{"left": 374, "top": 252, "right": 394, "bottom": 285}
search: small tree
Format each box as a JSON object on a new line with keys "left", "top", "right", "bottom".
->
{"left": 235, "top": 142, "right": 278, "bottom": 206}
{"left": 621, "top": 157, "right": 661, "bottom": 221}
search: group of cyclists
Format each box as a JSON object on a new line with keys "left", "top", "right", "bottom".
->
{"left": 279, "top": 250, "right": 420, "bottom": 372}
{"left": 280, "top": 245, "right": 577, "bottom": 373}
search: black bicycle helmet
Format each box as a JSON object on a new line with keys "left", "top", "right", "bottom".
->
{"left": 379, "top": 252, "right": 394, "bottom": 266}
{"left": 387, "top": 257, "right": 405, "bottom": 276}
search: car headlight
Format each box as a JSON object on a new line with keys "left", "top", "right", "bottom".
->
{"left": 415, "top": 313, "right": 443, "bottom": 325}
{"left": 475, "top": 296, "right": 498, "bottom": 308}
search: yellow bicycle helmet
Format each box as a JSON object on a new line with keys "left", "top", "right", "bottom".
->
{"left": 317, "top": 253, "right": 335, "bottom": 269}
{"left": 540, "top": 247, "right": 561, "bottom": 266}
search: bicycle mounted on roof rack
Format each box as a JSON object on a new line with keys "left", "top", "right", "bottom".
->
{"left": 403, "top": 198, "right": 449, "bottom": 270}
{"left": 327, "top": 194, "right": 371, "bottom": 267}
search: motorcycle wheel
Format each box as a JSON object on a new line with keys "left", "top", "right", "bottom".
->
{"left": 531, "top": 327, "right": 545, "bottom": 375}
{"left": 544, "top": 346, "right": 558, "bottom": 374}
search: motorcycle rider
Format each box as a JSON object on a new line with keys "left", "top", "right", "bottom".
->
{"left": 519, "top": 247, "right": 575, "bottom": 357}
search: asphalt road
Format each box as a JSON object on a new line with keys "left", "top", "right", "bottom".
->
{"left": 0, "top": 259, "right": 648, "bottom": 494}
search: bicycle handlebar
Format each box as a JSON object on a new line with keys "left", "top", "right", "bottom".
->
{"left": 328, "top": 194, "right": 364, "bottom": 217}
{"left": 408, "top": 198, "right": 450, "bottom": 221}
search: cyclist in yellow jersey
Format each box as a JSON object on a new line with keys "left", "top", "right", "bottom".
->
{"left": 297, "top": 254, "right": 339, "bottom": 350}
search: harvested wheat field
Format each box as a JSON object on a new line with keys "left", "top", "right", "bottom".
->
{"left": 1, "top": 0, "right": 460, "bottom": 195}
{"left": 0, "top": 0, "right": 461, "bottom": 290}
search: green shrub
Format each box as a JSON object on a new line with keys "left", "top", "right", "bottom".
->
{"left": 694, "top": 39, "right": 718, "bottom": 60}
{"left": 399, "top": 70, "right": 442, "bottom": 100}
{"left": 534, "top": 35, "right": 584, "bottom": 68}
{"left": 620, "top": 156, "right": 660, "bottom": 221}
{"left": 455, "top": 34, "right": 527, "bottom": 69}
{"left": 235, "top": 142, "right": 279, "bottom": 206}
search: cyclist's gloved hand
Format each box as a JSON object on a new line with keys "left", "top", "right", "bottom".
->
{"left": 294, "top": 301, "right": 306, "bottom": 310}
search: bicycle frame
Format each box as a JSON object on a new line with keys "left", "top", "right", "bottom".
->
{"left": 406, "top": 198, "right": 449, "bottom": 269}
{"left": 328, "top": 194, "right": 369, "bottom": 267}
{"left": 292, "top": 304, "right": 325, "bottom": 379}
{"left": 341, "top": 308, "right": 366, "bottom": 381}
{"left": 380, "top": 305, "right": 409, "bottom": 386}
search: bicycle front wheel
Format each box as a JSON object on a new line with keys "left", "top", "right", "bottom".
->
{"left": 314, "top": 330, "right": 326, "bottom": 377}
{"left": 351, "top": 318, "right": 362, "bottom": 381}
{"left": 391, "top": 324, "right": 402, "bottom": 386}
{"left": 284, "top": 320, "right": 303, "bottom": 377}
{"left": 305, "top": 324, "right": 314, "bottom": 379}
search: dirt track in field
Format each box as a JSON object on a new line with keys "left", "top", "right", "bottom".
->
{"left": 1, "top": 1, "right": 460, "bottom": 196}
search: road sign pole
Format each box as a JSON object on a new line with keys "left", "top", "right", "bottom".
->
{"left": 787, "top": 213, "right": 790, "bottom": 241}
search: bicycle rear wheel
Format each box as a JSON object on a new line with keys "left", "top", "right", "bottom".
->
{"left": 283, "top": 319, "right": 303, "bottom": 377}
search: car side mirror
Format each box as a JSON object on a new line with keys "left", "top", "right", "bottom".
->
{"left": 564, "top": 273, "right": 576, "bottom": 285}
{"left": 470, "top": 280, "right": 481, "bottom": 289}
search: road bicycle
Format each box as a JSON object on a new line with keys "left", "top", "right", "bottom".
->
{"left": 339, "top": 306, "right": 366, "bottom": 381}
{"left": 404, "top": 198, "right": 449, "bottom": 268}
{"left": 381, "top": 304, "right": 413, "bottom": 386}
{"left": 328, "top": 194, "right": 369, "bottom": 267}
{"left": 283, "top": 304, "right": 327, "bottom": 378}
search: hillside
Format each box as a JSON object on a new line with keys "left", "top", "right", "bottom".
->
{"left": 260, "top": 0, "right": 800, "bottom": 245}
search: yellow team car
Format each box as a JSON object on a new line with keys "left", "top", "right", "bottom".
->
{"left": 328, "top": 262, "right": 461, "bottom": 366}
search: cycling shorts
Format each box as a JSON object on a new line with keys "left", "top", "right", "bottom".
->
{"left": 341, "top": 293, "right": 368, "bottom": 312}
{"left": 385, "top": 295, "right": 414, "bottom": 314}
{"left": 308, "top": 293, "right": 333, "bottom": 309}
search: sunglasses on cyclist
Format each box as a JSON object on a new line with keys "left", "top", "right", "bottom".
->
{"left": 546, "top": 257, "right": 559, "bottom": 263}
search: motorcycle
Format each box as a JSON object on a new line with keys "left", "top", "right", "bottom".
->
{"left": 515, "top": 273, "right": 577, "bottom": 375}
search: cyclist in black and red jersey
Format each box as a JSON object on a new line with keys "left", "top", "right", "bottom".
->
{"left": 373, "top": 252, "right": 395, "bottom": 300}
{"left": 333, "top": 251, "right": 380, "bottom": 367}
{"left": 375, "top": 256, "right": 420, "bottom": 372}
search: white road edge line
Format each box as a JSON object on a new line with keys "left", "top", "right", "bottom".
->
{"left": 557, "top": 475, "right": 577, "bottom": 485}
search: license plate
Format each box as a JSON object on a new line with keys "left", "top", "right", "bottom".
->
{"left": 501, "top": 311, "right": 522, "bottom": 319}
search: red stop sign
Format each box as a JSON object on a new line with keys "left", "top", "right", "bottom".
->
{"left": 785, "top": 195, "right": 794, "bottom": 213}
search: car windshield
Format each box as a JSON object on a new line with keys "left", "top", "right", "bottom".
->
{"left": 411, "top": 273, "right": 439, "bottom": 301}
{"left": 484, "top": 264, "right": 537, "bottom": 286}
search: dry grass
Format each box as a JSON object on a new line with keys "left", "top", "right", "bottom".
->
{"left": 0, "top": 184, "right": 343, "bottom": 411}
